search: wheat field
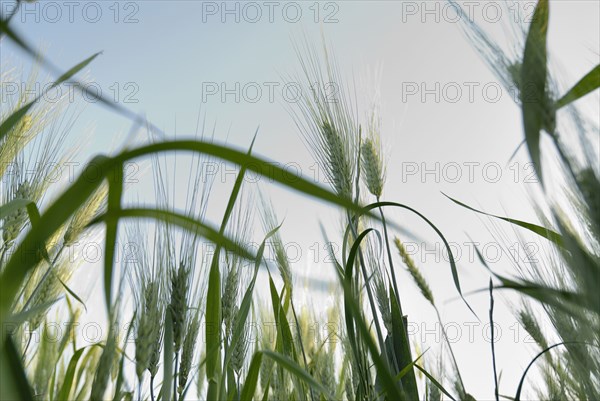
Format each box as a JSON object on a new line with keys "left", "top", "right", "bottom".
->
{"left": 1, "top": 1, "right": 599, "bottom": 400}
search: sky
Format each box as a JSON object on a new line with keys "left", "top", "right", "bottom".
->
{"left": 1, "top": 1, "right": 599, "bottom": 399}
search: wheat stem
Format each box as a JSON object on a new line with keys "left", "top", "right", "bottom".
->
{"left": 150, "top": 375, "right": 156, "bottom": 401}
{"left": 290, "top": 297, "right": 314, "bottom": 401}
{"left": 376, "top": 198, "right": 403, "bottom": 316}
{"left": 173, "top": 351, "right": 179, "bottom": 401}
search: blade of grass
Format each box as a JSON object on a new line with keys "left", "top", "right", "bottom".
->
{"left": 104, "top": 163, "right": 123, "bottom": 309}
{"left": 490, "top": 279, "right": 499, "bottom": 401}
{"left": 520, "top": 0, "right": 550, "bottom": 181}
{"left": 56, "top": 346, "right": 90, "bottom": 401}
{"left": 415, "top": 365, "right": 457, "bottom": 401}
{"left": 240, "top": 353, "right": 263, "bottom": 401}
{"left": 208, "top": 133, "right": 256, "bottom": 401}
{"left": 555, "top": 64, "right": 600, "bottom": 109}
{"left": 444, "top": 193, "right": 563, "bottom": 247}
{"left": 389, "top": 285, "right": 418, "bottom": 399}
{"left": 163, "top": 309, "right": 174, "bottom": 401}
{"left": 514, "top": 342, "right": 581, "bottom": 401}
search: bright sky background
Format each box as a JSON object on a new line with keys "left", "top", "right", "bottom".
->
{"left": 1, "top": 1, "right": 598, "bottom": 399}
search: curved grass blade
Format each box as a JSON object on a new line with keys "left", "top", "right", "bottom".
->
{"left": 415, "top": 365, "right": 457, "bottom": 401}
{"left": 470, "top": 243, "right": 590, "bottom": 316}
{"left": 56, "top": 275, "right": 87, "bottom": 312}
{"left": 514, "top": 342, "right": 584, "bottom": 401}
{"left": 444, "top": 193, "right": 563, "bottom": 247}
{"left": 353, "top": 201, "right": 477, "bottom": 318}
{"left": 555, "top": 64, "right": 600, "bottom": 109}
{"left": 91, "top": 208, "right": 255, "bottom": 261}
{"left": 0, "top": 138, "right": 368, "bottom": 323}
{"left": 117, "top": 141, "right": 365, "bottom": 216}
{"left": 56, "top": 346, "right": 89, "bottom": 401}
{"left": 394, "top": 349, "right": 428, "bottom": 382}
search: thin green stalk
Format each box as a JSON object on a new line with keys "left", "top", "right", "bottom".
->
{"left": 376, "top": 199, "right": 403, "bottom": 322}
{"left": 173, "top": 351, "right": 179, "bottom": 401}
{"left": 490, "top": 280, "right": 499, "bottom": 401}
{"left": 290, "top": 298, "right": 314, "bottom": 401}
{"left": 150, "top": 375, "right": 156, "bottom": 401}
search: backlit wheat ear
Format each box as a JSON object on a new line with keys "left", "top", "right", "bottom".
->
{"left": 169, "top": 263, "right": 190, "bottom": 353}
{"left": 91, "top": 326, "right": 118, "bottom": 401}
{"left": 367, "top": 244, "right": 392, "bottom": 333}
{"left": 28, "top": 265, "right": 70, "bottom": 331}
{"left": 32, "top": 320, "right": 60, "bottom": 397}
{"left": 64, "top": 183, "right": 108, "bottom": 246}
{"left": 394, "top": 238, "right": 435, "bottom": 305}
{"left": 230, "top": 306, "right": 249, "bottom": 375}
{"left": 222, "top": 261, "right": 240, "bottom": 337}
{"left": 360, "top": 138, "right": 385, "bottom": 199}
{"left": 178, "top": 312, "right": 200, "bottom": 397}
{"left": 322, "top": 120, "right": 354, "bottom": 200}
{"left": 576, "top": 167, "right": 600, "bottom": 236}
{"left": 2, "top": 180, "right": 32, "bottom": 246}
{"left": 290, "top": 40, "right": 358, "bottom": 201}
{"left": 373, "top": 273, "right": 392, "bottom": 333}
{"left": 134, "top": 280, "right": 161, "bottom": 381}
{"left": 518, "top": 307, "right": 548, "bottom": 350}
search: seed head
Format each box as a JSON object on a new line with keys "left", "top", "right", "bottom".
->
{"left": 222, "top": 264, "right": 240, "bottom": 337}
{"left": 230, "top": 307, "right": 249, "bottom": 375}
{"left": 178, "top": 314, "right": 200, "bottom": 396}
{"left": 135, "top": 282, "right": 161, "bottom": 381}
{"left": 361, "top": 138, "right": 385, "bottom": 198}
{"left": 395, "top": 238, "right": 434, "bottom": 305}
{"left": 518, "top": 308, "right": 548, "bottom": 350}
{"left": 322, "top": 121, "right": 353, "bottom": 200}
{"left": 374, "top": 273, "right": 392, "bottom": 333}
{"left": 3, "top": 180, "right": 32, "bottom": 245}
{"left": 64, "top": 184, "right": 107, "bottom": 246}
{"left": 169, "top": 264, "right": 190, "bottom": 352}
